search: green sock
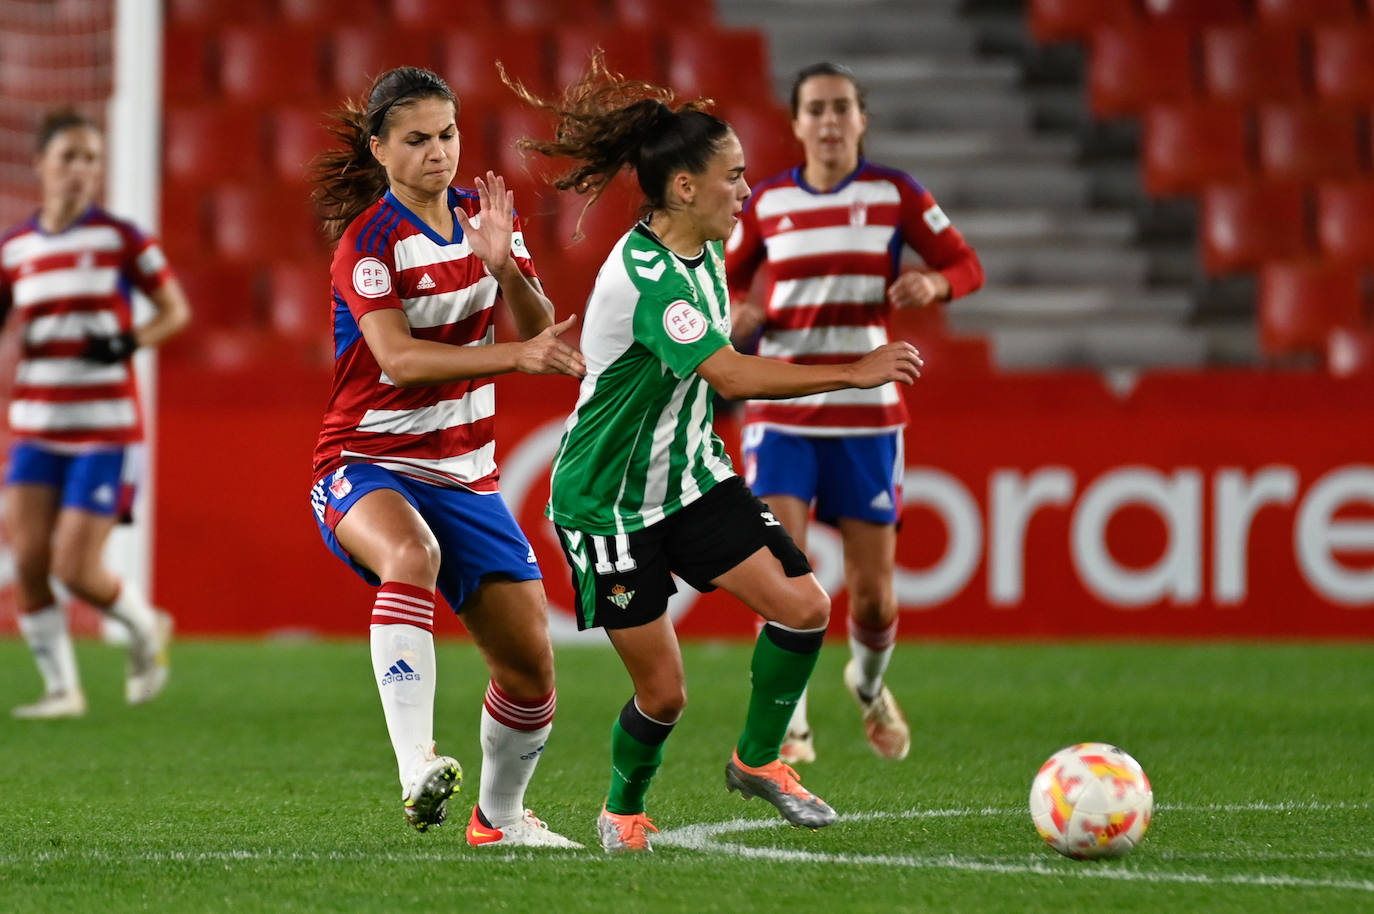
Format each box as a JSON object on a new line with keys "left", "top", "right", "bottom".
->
{"left": 736, "top": 622, "right": 826, "bottom": 767}
{"left": 606, "top": 697, "right": 675, "bottom": 815}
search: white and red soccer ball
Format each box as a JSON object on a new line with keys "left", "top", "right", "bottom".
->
{"left": 1029, "top": 742, "right": 1153, "bottom": 859}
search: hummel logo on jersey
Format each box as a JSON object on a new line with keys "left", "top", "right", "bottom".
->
{"left": 607, "top": 584, "right": 635, "bottom": 609}
{"left": 381, "top": 658, "right": 420, "bottom": 685}
{"left": 760, "top": 510, "right": 781, "bottom": 527}
{"left": 635, "top": 261, "right": 666, "bottom": 281}
{"left": 869, "top": 490, "right": 894, "bottom": 511}
{"left": 416, "top": 272, "right": 436, "bottom": 290}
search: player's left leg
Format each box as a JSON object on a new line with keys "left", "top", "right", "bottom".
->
{"left": 50, "top": 447, "right": 171, "bottom": 705}
{"left": 460, "top": 577, "right": 578, "bottom": 848}
{"left": 51, "top": 507, "right": 170, "bottom": 705}
{"left": 837, "top": 517, "right": 909, "bottom": 760}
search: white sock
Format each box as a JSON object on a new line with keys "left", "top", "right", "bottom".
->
{"left": 104, "top": 580, "right": 157, "bottom": 640}
{"left": 477, "top": 681, "right": 555, "bottom": 828}
{"left": 848, "top": 617, "right": 898, "bottom": 699}
{"left": 369, "top": 582, "right": 438, "bottom": 788}
{"left": 786, "top": 686, "right": 811, "bottom": 736}
{"left": 18, "top": 605, "right": 81, "bottom": 696}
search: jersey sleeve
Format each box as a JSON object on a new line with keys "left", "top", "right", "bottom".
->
{"left": 628, "top": 259, "right": 731, "bottom": 380}
{"left": 120, "top": 221, "right": 173, "bottom": 296}
{"left": 508, "top": 209, "right": 539, "bottom": 283}
{"left": 331, "top": 240, "right": 404, "bottom": 320}
{"left": 895, "top": 175, "right": 985, "bottom": 301}
{"left": 724, "top": 195, "right": 766, "bottom": 301}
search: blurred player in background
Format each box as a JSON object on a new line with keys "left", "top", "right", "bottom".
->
{"left": 505, "top": 52, "right": 922, "bottom": 852}
{"left": 726, "top": 62, "right": 984, "bottom": 765}
{"left": 0, "top": 107, "right": 190, "bottom": 719}
{"left": 308, "top": 66, "right": 584, "bottom": 846}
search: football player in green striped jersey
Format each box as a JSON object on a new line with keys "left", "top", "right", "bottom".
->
{"left": 505, "top": 53, "right": 922, "bottom": 851}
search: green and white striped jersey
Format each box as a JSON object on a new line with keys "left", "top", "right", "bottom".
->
{"left": 548, "top": 221, "right": 736, "bottom": 534}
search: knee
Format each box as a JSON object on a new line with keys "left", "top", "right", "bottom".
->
{"left": 11, "top": 540, "right": 50, "bottom": 583}
{"left": 49, "top": 547, "right": 90, "bottom": 595}
{"left": 636, "top": 686, "right": 686, "bottom": 724}
{"left": 380, "top": 536, "right": 441, "bottom": 584}
{"left": 494, "top": 644, "right": 555, "bottom": 698}
{"left": 793, "top": 589, "right": 831, "bottom": 631}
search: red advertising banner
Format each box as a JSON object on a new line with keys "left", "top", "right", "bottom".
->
{"left": 152, "top": 363, "right": 1374, "bottom": 640}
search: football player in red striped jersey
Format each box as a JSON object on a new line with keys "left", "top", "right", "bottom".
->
{"left": 1, "top": 107, "right": 190, "bottom": 720}
{"left": 726, "top": 63, "right": 985, "bottom": 765}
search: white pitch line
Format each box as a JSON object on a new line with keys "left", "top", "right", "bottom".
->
{"left": 652, "top": 806, "right": 1374, "bottom": 894}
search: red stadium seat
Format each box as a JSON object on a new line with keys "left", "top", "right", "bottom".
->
{"left": 210, "top": 185, "right": 325, "bottom": 262}
{"left": 613, "top": 0, "right": 714, "bottom": 27}
{"left": 163, "top": 27, "right": 214, "bottom": 103}
{"left": 1311, "top": 26, "right": 1374, "bottom": 106}
{"left": 280, "top": 0, "right": 383, "bottom": 25}
{"left": 1089, "top": 25, "right": 1195, "bottom": 118}
{"left": 1028, "top": 0, "right": 1134, "bottom": 44}
{"left": 489, "top": 107, "right": 563, "bottom": 184}
{"left": 265, "top": 258, "right": 332, "bottom": 342}
{"left": 164, "top": 105, "right": 266, "bottom": 186}
{"left": 1315, "top": 181, "right": 1374, "bottom": 265}
{"left": 159, "top": 187, "right": 210, "bottom": 264}
{"left": 1327, "top": 325, "right": 1374, "bottom": 376}
{"left": 1253, "top": 0, "right": 1360, "bottom": 26}
{"left": 1140, "top": 0, "right": 1245, "bottom": 24}
{"left": 1199, "top": 182, "right": 1309, "bottom": 275}
{"left": 328, "top": 27, "right": 441, "bottom": 97}
{"left": 721, "top": 102, "right": 798, "bottom": 182}
{"left": 546, "top": 181, "right": 642, "bottom": 305}
{"left": 666, "top": 29, "right": 770, "bottom": 103}
{"left": 1141, "top": 102, "right": 1250, "bottom": 197}
{"left": 388, "top": 0, "right": 499, "bottom": 28}
{"left": 1258, "top": 260, "right": 1365, "bottom": 357}
{"left": 1257, "top": 105, "right": 1361, "bottom": 182}
{"left": 268, "top": 106, "right": 333, "bottom": 188}
{"left": 167, "top": 0, "right": 271, "bottom": 26}
{"left": 174, "top": 264, "right": 262, "bottom": 329}
{"left": 552, "top": 28, "right": 664, "bottom": 90}
{"left": 437, "top": 28, "right": 548, "bottom": 110}
{"left": 1200, "top": 26, "right": 1304, "bottom": 104}
{"left": 500, "top": 0, "right": 607, "bottom": 28}
{"left": 218, "top": 28, "right": 328, "bottom": 103}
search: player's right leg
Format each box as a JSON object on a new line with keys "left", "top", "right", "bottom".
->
{"left": 4, "top": 449, "right": 83, "bottom": 719}
{"left": 314, "top": 465, "right": 458, "bottom": 831}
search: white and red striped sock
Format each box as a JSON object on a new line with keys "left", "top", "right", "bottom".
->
{"left": 848, "top": 616, "right": 898, "bottom": 700}
{"left": 369, "top": 583, "right": 438, "bottom": 788}
{"left": 477, "top": 681, "right": 555, "bottom": 828}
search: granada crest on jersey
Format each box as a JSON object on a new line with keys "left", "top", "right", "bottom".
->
{"left": 849, "top": 199, "right": 869, "bottom": 226}
{"left": 329, "top": 467, "right": 352, "bottom": 499}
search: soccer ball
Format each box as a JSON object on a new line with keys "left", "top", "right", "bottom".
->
{"left": 1029, "top": 742, "right": 1153, "bottom": 859}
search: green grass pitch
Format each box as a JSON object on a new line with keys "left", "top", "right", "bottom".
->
{"left": 1, "top": 638, "right": 1370, "bottom": 913}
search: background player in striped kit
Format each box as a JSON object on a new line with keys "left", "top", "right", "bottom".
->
{"left": 505, "top": 53, "right": 923, "bottom": 852}
{"left": 726, "top": 63, "right": 985, "bottom": 765}
{"left": 0, "top": 107, "right": 190, "bottom": 719}
{"left": 308, "top": 67, "right": 584, "bottom": 845}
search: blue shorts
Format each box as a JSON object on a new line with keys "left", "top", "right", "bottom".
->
{"left": 309, "top": 463, "right": 541, "bottom": 613}
{"left": 741, "top": 427, "right": 903, "bottom": 526}
{"left": 4, "top": 441, "right": 139, "bottom": 519}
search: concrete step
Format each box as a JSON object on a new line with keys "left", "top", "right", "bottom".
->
{"left": 966, "top": 243, "right": 1152, "bottom": 287}
{"left": 951, "top": 208, "right": 1137, "bottom": 245}
{"left": 987, "top": 322, "right": 1211, "bottom": 370}
{"left": 902, "top": 162, "right": 1090, "bottom": 208}
{"left": 949, "top": 287, "right": 1192, "bottom": 327}
{"left": 865, "top": 127, "right": 1077, "bottom": 164}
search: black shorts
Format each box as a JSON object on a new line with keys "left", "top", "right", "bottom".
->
{"left": 554, "top": 476, "right": 812, "bottom": 631}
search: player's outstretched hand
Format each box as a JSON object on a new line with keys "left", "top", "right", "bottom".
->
{"left": 455, "top": 171, "right": 514, "bottom": 274}
{"left": 516, "top": 314, "right": 586, "bottom": 378}
{"left": 847, "top": 341, "right": 922, "bottom": 388}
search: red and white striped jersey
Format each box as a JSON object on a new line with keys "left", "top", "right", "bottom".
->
{"left": 0, "top": 206, "right": 170, "bottom": 448}
{"left": 312, "top": 187, "right": 539, "bottom": 492}
{"left": 725, "top": 160, "right": 983, "bottom": 435}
